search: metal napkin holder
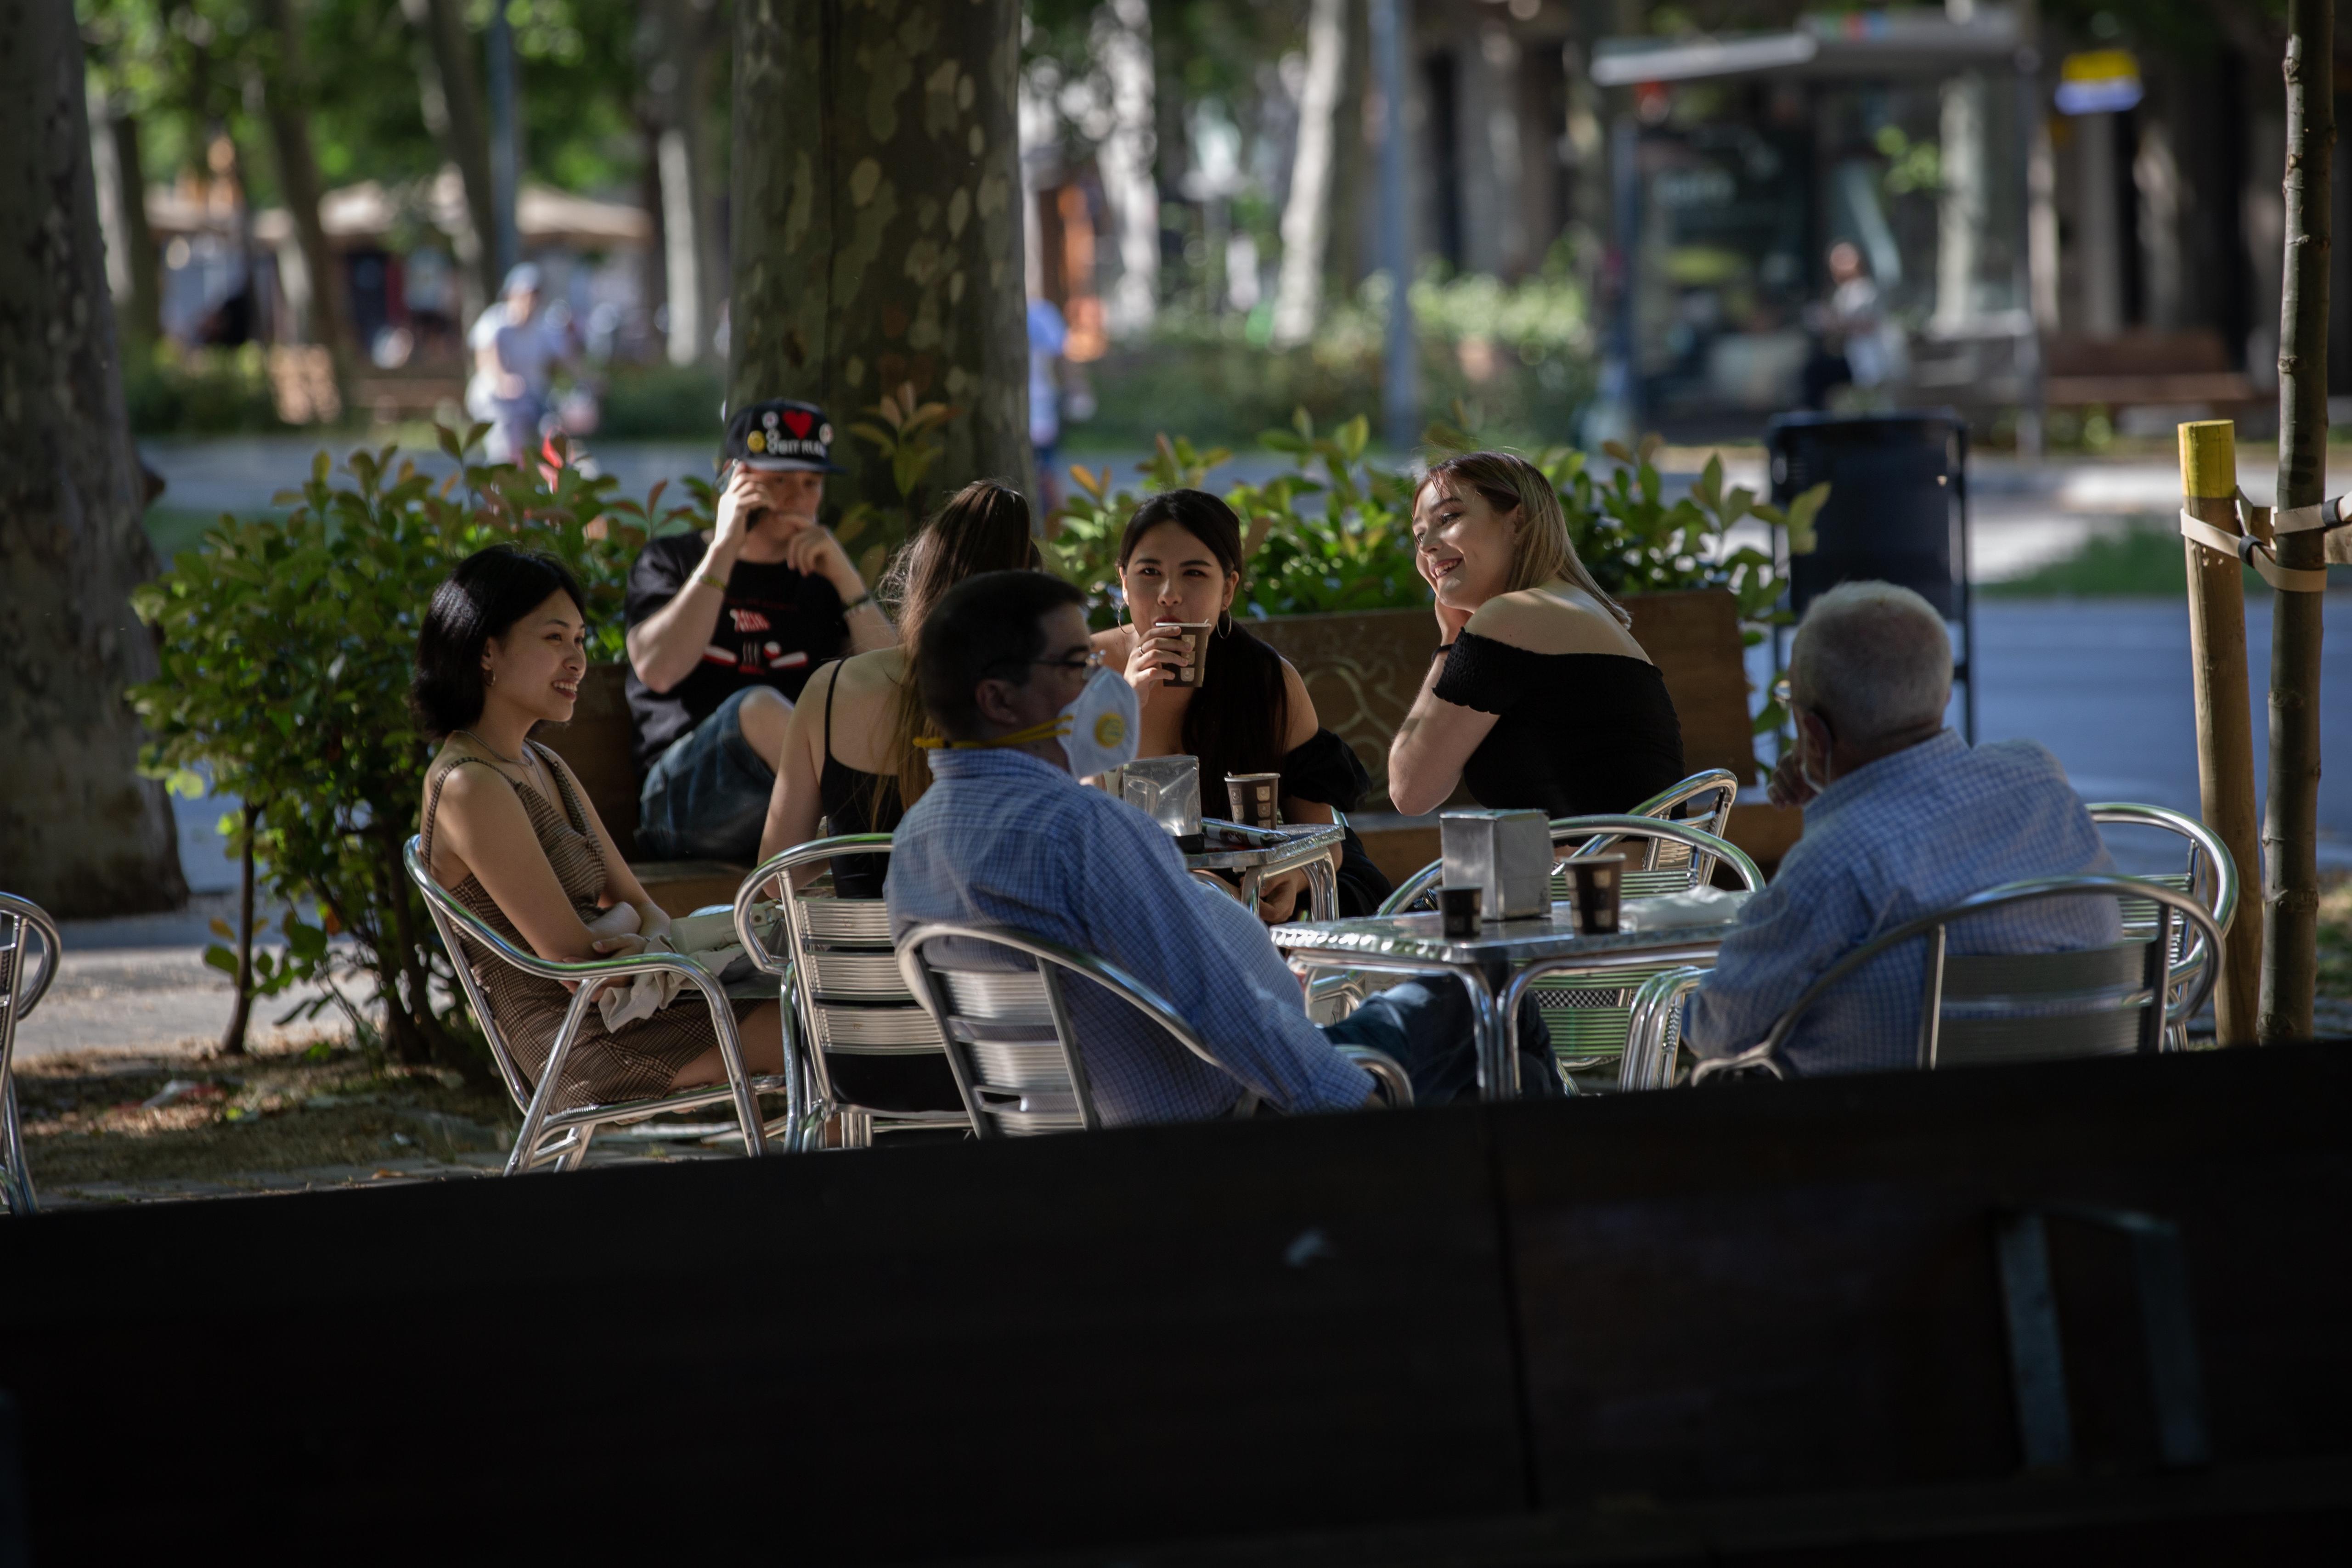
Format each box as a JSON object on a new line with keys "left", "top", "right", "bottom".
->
{"left": 1097, "top": 755, "right": 1206, "bottom": 853}
{"left": 1440, "top": 808, "right": 1552, "bottom": 922}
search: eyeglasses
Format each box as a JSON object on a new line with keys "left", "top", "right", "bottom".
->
{"left": 993, "top": 650, "right": 1106, "bottom": 676}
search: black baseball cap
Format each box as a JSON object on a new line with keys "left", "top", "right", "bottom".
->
{"left": 724, "top": 398, "right": 846, "bottom": 474}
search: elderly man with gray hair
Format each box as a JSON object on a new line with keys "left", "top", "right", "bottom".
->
{"left": 1685, "top": 581, "right": 2118, "bottom": 1074}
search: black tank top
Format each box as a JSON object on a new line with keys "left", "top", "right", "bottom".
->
{"left": 818, "top": 669, "right": 903, "bottom": 899}
{"left": 1433, "top": 631, "right": 1686, "bottom": 818}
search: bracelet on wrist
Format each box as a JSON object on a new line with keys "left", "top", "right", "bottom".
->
{"left": 841, "top": 591, "right": 876, "bottom": 613}
{"left": 1434, "top": 642, "right": 1455, "bottom": 657}
{"left": 696, "top": 570, "right": 729, "bottom": 594}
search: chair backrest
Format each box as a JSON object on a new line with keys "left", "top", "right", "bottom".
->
{"left": 404, "top": 837, "right": 549, "bottom": 1112}
{"left": 2086, "top": 802, "right": 2237, "bottom": 980}
{"left": 734, "top": 835, "right": 951, "bottom": 1117}
{"left": 1698, "top": 875, "right": 2222, "bottom": 1082}
{"left": 1379, "top": 770, "right": 1748, "bottom": 914}
{"left": 896, "top": 921, "right": 1227, "bottom": 1137}
{"left": 897, "top": 921, "right": 1412, "bottom": 1135}
{"left": 0, "top": 893, "right": 61, "bottom": 1040}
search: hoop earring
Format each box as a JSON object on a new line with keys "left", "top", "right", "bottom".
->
{"left": 1218, "top": 610, "right": 1232, "bottom": 637}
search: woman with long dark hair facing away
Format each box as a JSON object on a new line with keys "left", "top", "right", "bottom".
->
{"left": 755, "top": 479, "right": 1042, "bottom": 882}
{"left": 414, "top": 546, "right": 787, "bottom": 1106}
{"left": 1387, "top": 451, "right": 1684, "bottom": 818}
{"left": 1091, "top": 488, "right": 1394, "bottom": 920}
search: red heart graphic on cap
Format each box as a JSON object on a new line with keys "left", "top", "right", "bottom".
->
{"left": 781, "top": 409, "right": 815, "bottom": 439}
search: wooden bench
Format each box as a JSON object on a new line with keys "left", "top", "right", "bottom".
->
{"left": 534, "top": 665, "right": 750, "bottom": 917}
{"left": 538, "top": 591, "right": 1803, "bottom": 914}
{"left": 2042, "top": 328, "right": 2259, "bottom": 412}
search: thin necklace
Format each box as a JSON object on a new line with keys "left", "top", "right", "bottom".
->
{"left": 457, "top": 728, "right": 536, "bottom": 772}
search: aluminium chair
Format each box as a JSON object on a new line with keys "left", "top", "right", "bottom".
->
{"left": 2087, "top": 803, "right": 2238, "bottom": 1050}
{"left": 1684, "top": 874, "right": 2222, "bottom": 1085}
{"left": 896, "top": 921, "right": 1412, "bottom": 1138}
{"left": 1360, "top": 816, "right": 1762, "bottom": 1089}
{"left": 1377, "top": 767, "right": 1746, "bottom": 915}
{"left": 406, "top": 838, "right": 794, "bottom": 1173}
{"left": 733, "top": 835, "right": 970, "bottom": 1150}
{"left": 0, "top": 893, "right": 61, "bottom": 1215}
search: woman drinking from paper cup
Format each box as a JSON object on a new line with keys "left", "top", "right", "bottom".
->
{"left": 1091, "top": 489, "right": 1393, "bottom": 920}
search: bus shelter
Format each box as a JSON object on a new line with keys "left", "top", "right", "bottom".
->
{"left": 1589, "top": 8, "right": 2035, "bottom": 441}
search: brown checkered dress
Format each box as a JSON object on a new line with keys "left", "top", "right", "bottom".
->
{"left": 421, "top": 746, "right": 739, "bottom": 1110}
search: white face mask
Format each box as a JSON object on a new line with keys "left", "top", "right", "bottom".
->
{"left": 919, "top": 663, "right": 1140, "bottom": 778}
{"left": 1055, "top": 665, "right": 1141, "bottom": 778}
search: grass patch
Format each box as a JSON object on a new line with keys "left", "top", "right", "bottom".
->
{"left": 18, "top": 1042, "right": 517, "bottom": 1188}
{"left": 1982, "top": 519, "right": 2352, "bottom": 599}
{"left": 2321, "top": 874, "right": 2352, "bottom": 1002}
{"left": 143, "top": 505, "right": 275, "bottom": 567}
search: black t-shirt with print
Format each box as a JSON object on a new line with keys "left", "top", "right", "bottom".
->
{"left": 623, "top": 532, "right": 850, "bottom": 771}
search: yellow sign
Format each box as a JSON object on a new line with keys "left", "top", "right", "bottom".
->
{"left": 2056, "top": 50, "right": 2142, "bottom": 115}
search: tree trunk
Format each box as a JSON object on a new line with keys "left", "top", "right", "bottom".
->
{"left": 109, "top": 110, "right": 163, "bottom": 349}
{"left": 1096, "top": 0, "right": 1159, "bottom": 337}
{"left": 401, "top": 0, "right": 501, "bottom": 303}
{"left": 2263, "top": 0, "right": 2332, "bottom": 1043}
{"left": 257, "top": 0, "right": 358, "bottom": 400}
{"left": 0, "top": 0, "right": 188, "bottom": 918}
{"left": 1270, "top": 0, "right": 1346, "bottom": 347}
{"left": 649, "top": 0, "right": 727, "bottom": 367}
{"left": 729, "top": 0, "right": 1031, "bottom": 540}
{"left": 220, "top": 803, "right": 256, "bottom": 1057}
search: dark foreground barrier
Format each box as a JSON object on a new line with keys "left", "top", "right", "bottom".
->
{"left": 1, "top": 1045, "right": 2348, "bottom": 1564}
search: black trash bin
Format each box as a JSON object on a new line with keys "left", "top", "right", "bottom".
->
{"left": 1763, "top": 409, "right": 1974, "bottom": 741}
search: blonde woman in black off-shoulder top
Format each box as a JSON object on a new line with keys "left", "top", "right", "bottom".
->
{"left": 1387, "top": 451, "right": 1685, "bottom": 819}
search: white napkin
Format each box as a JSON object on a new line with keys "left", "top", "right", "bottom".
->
{"left": 1617, "top": 886, "right": 1754, "bottom": 932}
{"left": 594, "top": 912, "right": 760, "bottom": 1034}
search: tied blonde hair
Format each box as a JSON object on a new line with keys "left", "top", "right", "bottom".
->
{"left": 1415, "top": 451, "right": 1630, "bottom": 629}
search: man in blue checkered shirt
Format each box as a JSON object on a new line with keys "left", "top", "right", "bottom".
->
{"left": 886, "top": 571, "right": 1521, "bottom": 1124}
{"left": 1686, "top": 582, "right": 2119, "bottom": 1075}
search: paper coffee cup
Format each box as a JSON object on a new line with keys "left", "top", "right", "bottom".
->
{"left": 1225, "top": 772, "right": 1282, "bottom": 829}
{"left": 1163, "top": 622, "right": 1212, "bottom": 688}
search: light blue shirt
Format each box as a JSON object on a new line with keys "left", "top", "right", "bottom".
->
{"left": 886, "top": 746, "right": 1373, "bottom": 1123}
{"left": 1686, "top": 731, "right": 2119, "bottom": 1075}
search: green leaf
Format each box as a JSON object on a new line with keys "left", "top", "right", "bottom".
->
{"left": 203, "top": 943, "right": 239, "bottom": 976}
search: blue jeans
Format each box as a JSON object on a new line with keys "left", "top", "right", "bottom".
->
{"left": 1322, "top": 979, "right": 1562, "bottom": 1105}
{"left": 636, "top": 687, "right": 775, "bottom": 863}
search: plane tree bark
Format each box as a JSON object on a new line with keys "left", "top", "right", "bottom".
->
{"left": 0, "top": 0, "right": 187, "bottom": 917}
{"left": 729, "top": 0, "right": 1031, "bottom": 552}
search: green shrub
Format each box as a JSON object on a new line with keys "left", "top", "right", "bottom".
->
{"left": 130, "top": 428, "right": 701, "bottom": 1070}
{"left": 596, "top": 361, "right": 727, "bottom": 440}
{"left": 1046, "top": 411, "right": 1821, "bottom": 734}
{"left": 123, "top": 343, "right": 288, "bottom": 435}
{"left": 1075, "top": 270, "right": 1598, "bottom": 449}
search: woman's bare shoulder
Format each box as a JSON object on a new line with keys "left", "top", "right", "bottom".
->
{"left": 1089, "top": 623, "right": 1132, "bottom": 654}
{"left": 832, "top": 646, "right": 907, "bottom": 691}
{"left": 1275, "top": 654, "right": 1319, "bottom": 747}
{"left": 1465, "top": 586, "right": 1641, "bottom": 659}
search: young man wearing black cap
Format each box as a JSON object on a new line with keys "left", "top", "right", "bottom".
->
{"left": 623, "top": 399, "right": 897, "bottom": 862}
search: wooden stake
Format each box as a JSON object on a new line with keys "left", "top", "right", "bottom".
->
{"left": 2179, "top": 420, "right": 2262, "bottom": 1046}
{"left": 2266, "top": 0, "right": 2331, "bottom": 1043}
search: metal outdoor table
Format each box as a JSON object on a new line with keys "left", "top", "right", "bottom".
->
{"left": 1270, "top": 900, "right": 1746, "bottom": 1099}
{"left": 1187, "top": 819, "right": 1347, "bottom": 921}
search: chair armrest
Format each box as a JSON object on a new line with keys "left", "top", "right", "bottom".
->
{"left": 731, "top": 834, "right": 896, "bottom": 977}
{"left": 1334, "top": 1043, "right": 1414, "bottom": 1108}
{"left": 0, "top": 893, "right": 62, "bottom": 1021}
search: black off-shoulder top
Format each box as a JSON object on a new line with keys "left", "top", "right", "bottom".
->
{"left": 1433, "top": 630, "right": 1686, "bottom": 818}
